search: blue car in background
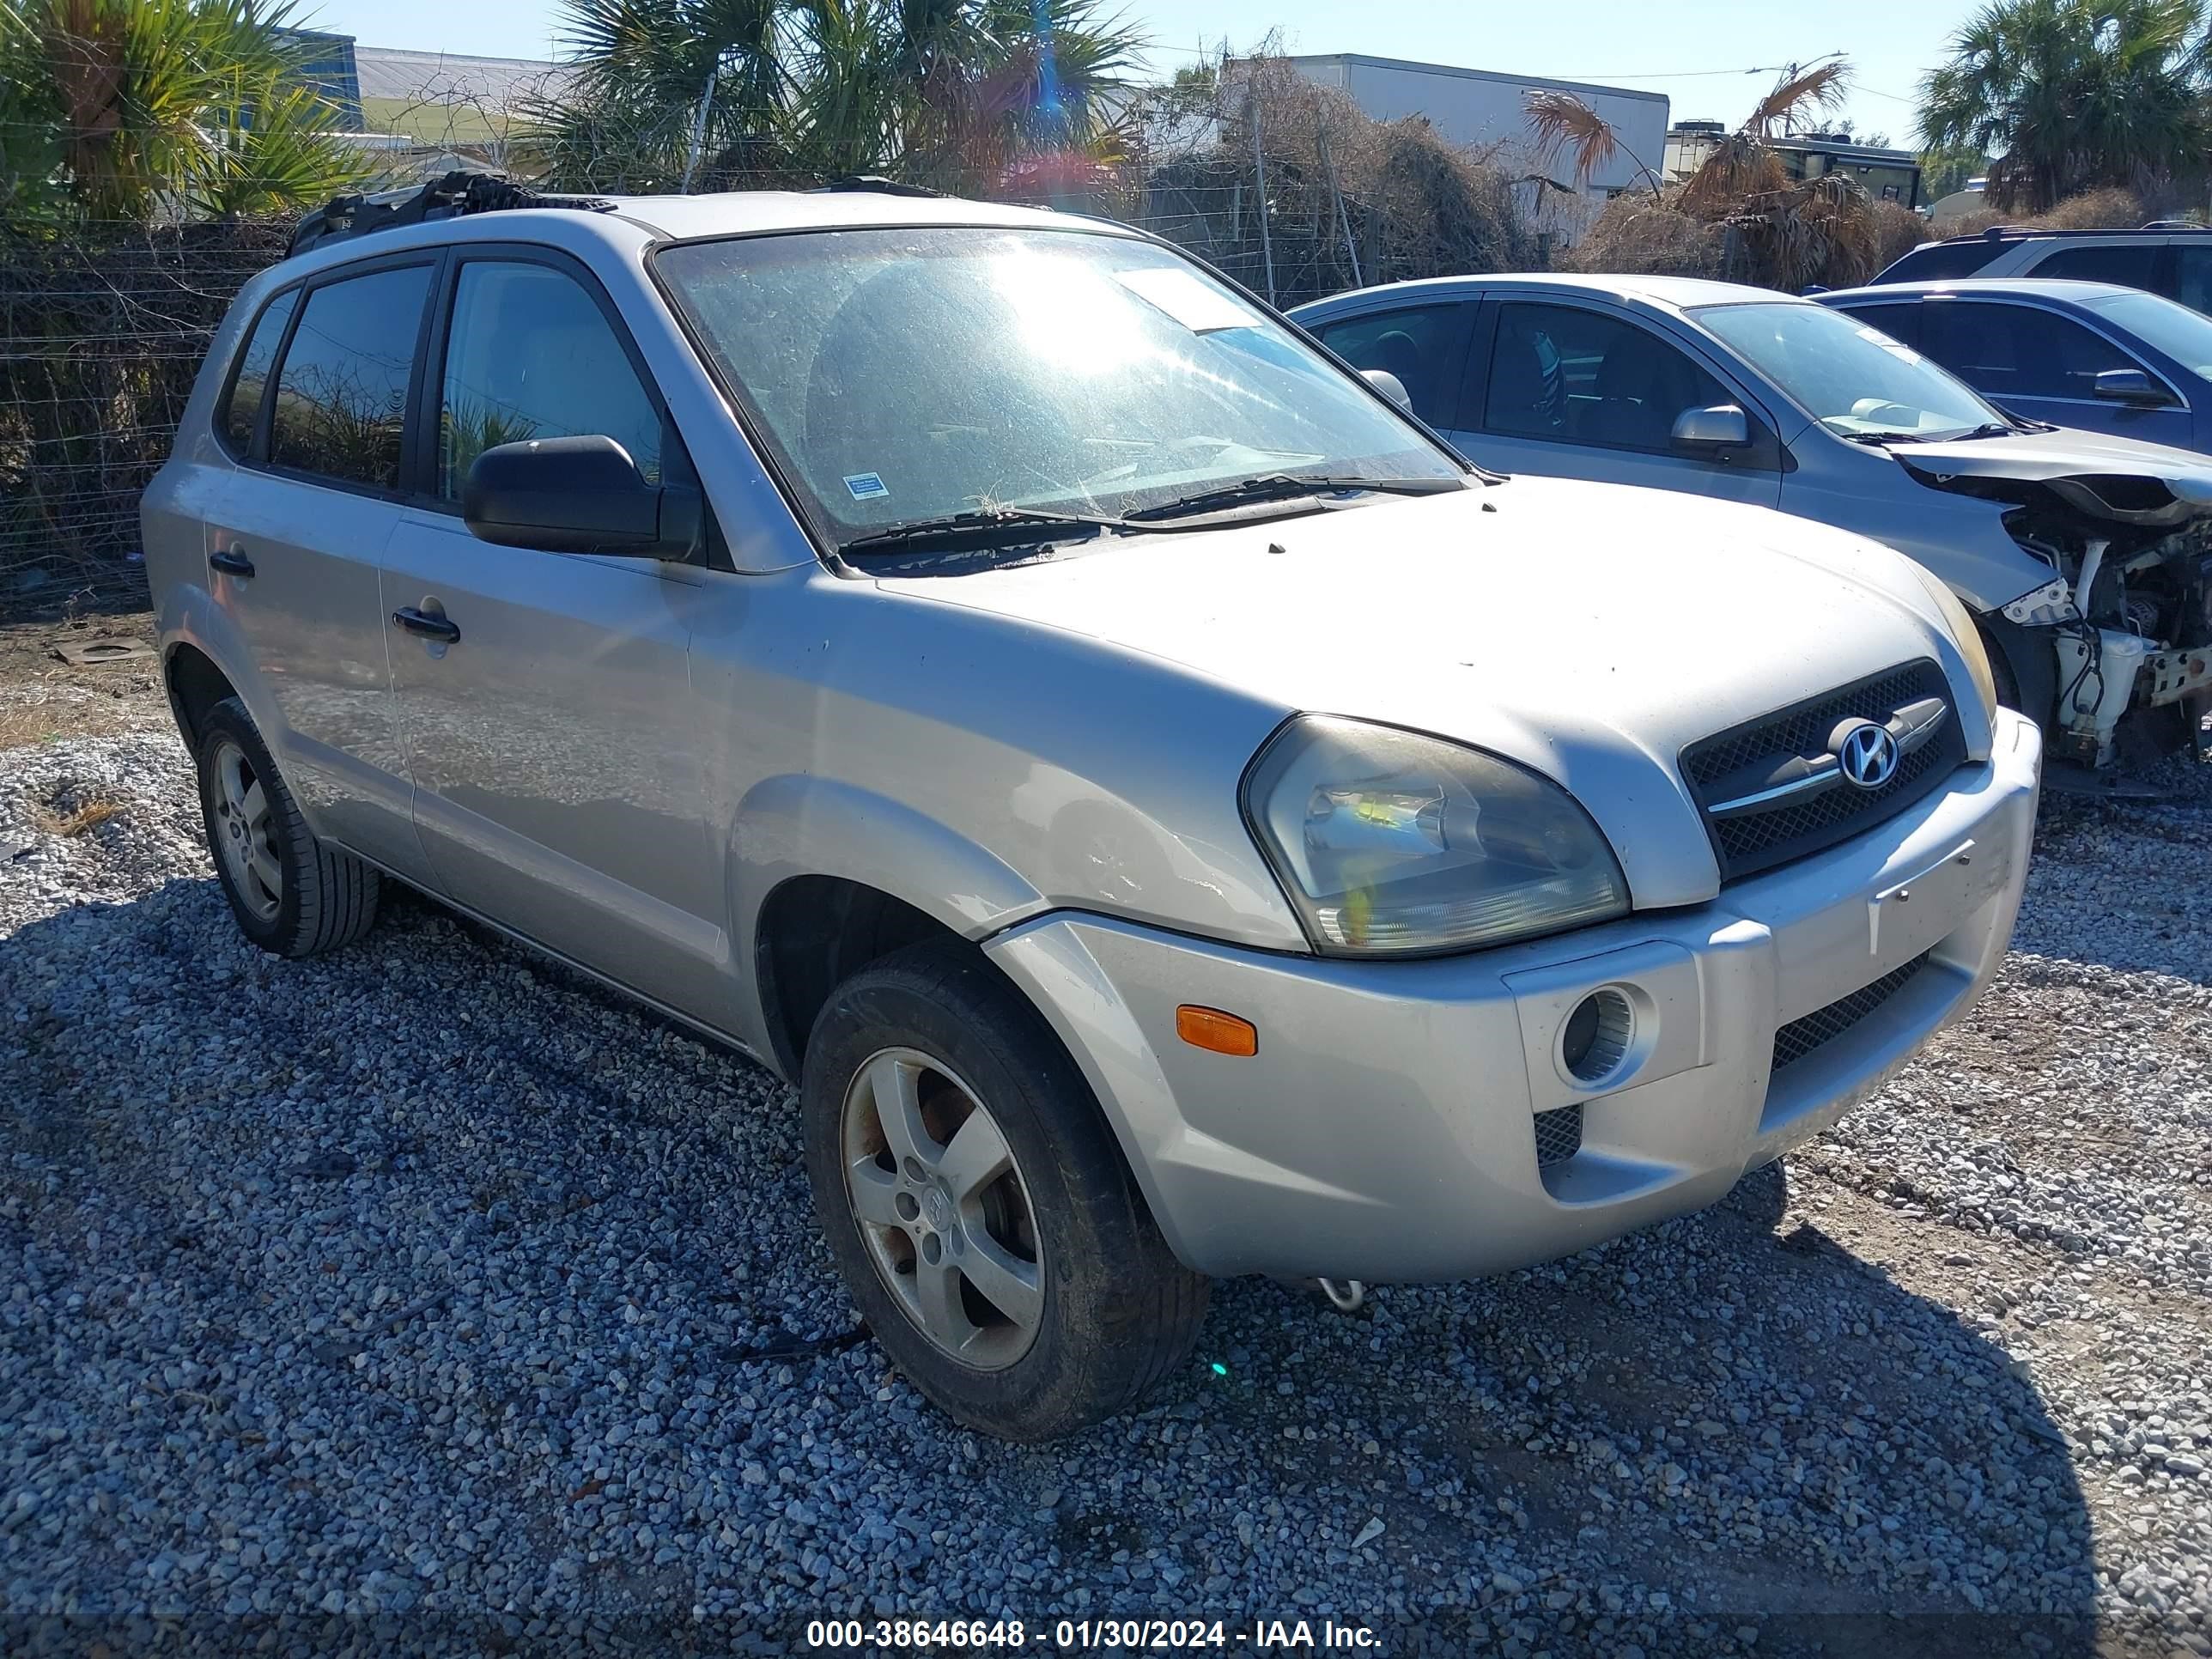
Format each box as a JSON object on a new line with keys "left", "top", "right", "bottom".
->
{"left": 1816, "top": 279, "right": 2212, "bottom": 455}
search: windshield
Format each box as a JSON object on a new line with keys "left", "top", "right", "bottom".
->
{"left": 654, "top": 227, "right": 1462, "bottom": 544}
{"left": 2085, "top": 290, "right": 2212, "bottom": 379}
{"left": 1695, "top": 301, "right": 2006, "bottom": 440}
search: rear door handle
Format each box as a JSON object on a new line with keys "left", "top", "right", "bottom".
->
{"left": 209, "top": 547, "right": 254, "bottom": 578}
{"left": 391, "top": 606, "right": 459, "bottom": 644}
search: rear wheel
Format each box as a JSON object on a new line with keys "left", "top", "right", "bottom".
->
{"left": 195, "top": 698, "right": 381, "bottom": 957}
{"left": 801, "top": 941, "right": 1208, "bottom": 1440}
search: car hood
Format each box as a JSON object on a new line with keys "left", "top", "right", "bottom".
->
{"left": 1892, "top": 426, "right": 2212, "bottom": 525}
{"left": 881, "top": 477, "right": 1973, "bottom": 908}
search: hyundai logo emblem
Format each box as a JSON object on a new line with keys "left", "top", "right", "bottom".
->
{"left": 1835, "top": 721, "right": 1901, "bottom": 790}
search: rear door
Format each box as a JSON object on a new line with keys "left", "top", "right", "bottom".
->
{"left": 1921, "top": 296, "right": 2193, "bottom": 447}
{"left": 1453, "top": 297, "right": 1784, "bottom": 505}
{"left": 204, "top": 256, "right": 439, "bottom": 881}
{"left": 380, "top": 246, "right": 725, "bottom": 1015}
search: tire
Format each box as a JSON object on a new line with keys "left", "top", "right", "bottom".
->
{"left": 195, "top": 697, "right": 381, "bottom": 958}
{"left": 801, "top": 940, "right": 1208, "bottom": 1441}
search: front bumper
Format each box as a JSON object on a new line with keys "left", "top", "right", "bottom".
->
{"left": 985, "top": 710, "right": 2043, "bottom": 1282}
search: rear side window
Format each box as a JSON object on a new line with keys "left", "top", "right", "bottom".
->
{"left": 436, "top": 261, "right": 664, "bottom": 498}
{"left": 1835, "top": 302, "right": 1923, "bottom": 349}
{"left": 221, "top": 289, "right": 298, "bottom": 455}
{"left": 1872, "top": 241, "right": 2004, "bottom": 283}
{"left": 269, "top": 264, "right": 434, "bottom": 490}
{"left": 2033, "top": 242, "right": 2162, "bottom": 289}
{"left": 1927, "top": 301, "right": 2133, "bottom": 400}
{"left": 1312, "top": 304, "right": 1472, "bottom": 427}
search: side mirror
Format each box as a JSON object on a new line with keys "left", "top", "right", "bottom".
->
{"left": 463, "top": 434, "right": 702, "bottom": 557}
{"left": 1671, "top": 404, "right": 1751, "bottom": 452}
{"left": 1362, "top": 367, "right": 1414, "bottom": 410}
{"left": 2094, "top": 368, "right": 2175, "bottom": 406}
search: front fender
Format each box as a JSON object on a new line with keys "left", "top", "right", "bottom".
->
{"left": 727, "top": 773, "right": 1052, "bottom": 1058}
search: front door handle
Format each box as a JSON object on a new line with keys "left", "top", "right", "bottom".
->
{"left": 391, "top": 605, "right": 459, "bottom": 644}
{"left": 209, "top": 547, "right": 255, "bottom": 578}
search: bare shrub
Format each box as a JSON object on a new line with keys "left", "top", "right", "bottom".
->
{"left": 1561, "top": 198, "right": 1723, "bottom": 278}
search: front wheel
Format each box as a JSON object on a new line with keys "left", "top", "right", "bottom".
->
{"left": 801, "top": 941, "right": 1208, "bottom": 1441}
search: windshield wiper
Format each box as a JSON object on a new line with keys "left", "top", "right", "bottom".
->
{"left": 840, "top": 506, "right": 1137, "bottom": 556}
{"left": 1835, "top": 422, "right": 2015, "bottom": 447}
{"left": 1122, "top": 472, "right": 1464, "bottom": 523}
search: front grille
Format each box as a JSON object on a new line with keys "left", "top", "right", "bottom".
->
{"left": 1534, "top": 1103, "right": 1583, "bottom": 1167}
{"left": 1771, "top": 952, "right": 1931, "bottom": 1074}
{"left": 1681, "top": 660, "right": 1964, "bottom": 882}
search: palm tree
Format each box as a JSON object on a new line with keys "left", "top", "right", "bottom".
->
{"left": 1919, "top": 0, "right": 2212, "bottom": 213}
{"left": 1523, "top": 88, "right": 1665, "bottom": 198}
{"left": 519, "top": 0, "right": 1144, "bottom": 194}
{"left": 0, "top": 0, "right": 369, "bottom": 223}
{"left": 1535, "top": 61, "right": 1874, "bottom": 290}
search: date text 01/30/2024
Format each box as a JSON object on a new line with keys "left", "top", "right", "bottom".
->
{"left": 803, "top": 1618, "right": 1383, "bottom": 1651}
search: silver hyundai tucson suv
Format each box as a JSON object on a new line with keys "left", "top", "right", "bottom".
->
{"left": 143, "top": 179, "right": 2042, "bottom": 1441}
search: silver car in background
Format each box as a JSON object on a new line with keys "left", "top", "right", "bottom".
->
{"left": 1295, "top": 274, "right": 2212, "bottom": 773}
{"left": 145, "top": 188, "right": 2039, "bottom": 1440}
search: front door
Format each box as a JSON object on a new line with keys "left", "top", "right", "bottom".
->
{"left": 382, "top": 252, "right": 726, "bottom": 1017}
{"left": 1450, "top": 299, "right": 1784, "bottom": 507}
{"left": 1922, "top": 297, "right": 2196, "bottom": 448}
{"left": 204, "top": 258, "right": 440, "bottom": 882}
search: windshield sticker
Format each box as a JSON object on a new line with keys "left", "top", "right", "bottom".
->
{"left": 843, "top": 472, "right": 890, "bottom": 501}
{"left": 1856, "top": 324, "right": 1923, "bottom": 365}
{"left": 1113, "top": 266, "right": 1264, "bottom": 334}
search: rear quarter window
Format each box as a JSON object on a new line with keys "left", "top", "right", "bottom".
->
{"left": 219, "top": 289, "right": 299, "bottom": 456}
{"left": 1873, "top": 242, "right": 2005, "bottom": 283}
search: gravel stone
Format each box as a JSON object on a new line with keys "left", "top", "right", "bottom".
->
{"left": 3, "top": 706, "right": 2209, "bottom": 1656}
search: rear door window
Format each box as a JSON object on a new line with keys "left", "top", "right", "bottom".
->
{"left": 2033, "top": 241, "right": 2164, "bottom": 291}
{"left": 1926, "top": 301, "right": 2134, "bottom": 401}
{"left": 1481, "top": 301, "right": 1735, "bottom": 453}
{"left": 435, "top": 260, "right": 665, "bottom": 499}
{"left": 221, "top": 289, "right": 299, "bottom": 457}
{"left": 268, "top": 264, "right": 434, "bottom": 491}
{"left": 1311, "top": 303, "right": 1474, "bottom": 427}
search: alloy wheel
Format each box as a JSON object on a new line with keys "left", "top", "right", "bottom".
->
{"left": 210, "top": 738, "right": 281, "bottom": 922}
{"left": 839, "top": 1047, "right": 1044, "bottom": 1370}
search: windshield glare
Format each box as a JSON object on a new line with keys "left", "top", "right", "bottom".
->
{"left": 2086, "top": 290, "right": 2212, "bottom": 379}
{"left": 654, "top": 228, "right": 1461, "bottom": 542}
{"left": 1695, "top": 301, "right": 2004, "bottom": 439}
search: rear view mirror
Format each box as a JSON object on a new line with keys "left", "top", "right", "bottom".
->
{"left": 1671, "top": 404, "right": 1751, "bottom": 452}
{"left": 1362, "top": 368, "right": 1413, "bottom": 410}
{"left": 463, "top": 435, "right": 702, "bottom": 558}
{"left": 2094, "top": 368, "right": 2175, "bottom": 406}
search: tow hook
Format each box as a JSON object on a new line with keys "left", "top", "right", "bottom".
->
{"left": 1316, "top": 1278, "right": 1366, "bottom": 1314}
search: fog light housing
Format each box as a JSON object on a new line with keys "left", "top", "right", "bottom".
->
{"left": 1560, "top": 988, "right": 1634, "bottom": 1085}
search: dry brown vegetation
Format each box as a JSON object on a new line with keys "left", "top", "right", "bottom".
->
{"left": 1133, "top": 55, "right": 1540, "bottom": 309}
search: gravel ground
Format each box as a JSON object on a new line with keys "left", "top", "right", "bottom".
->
{"left": 2, "top": 677, "right": 2209, "bottom": 1656}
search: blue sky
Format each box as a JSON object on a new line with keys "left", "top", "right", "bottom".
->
{"left": 302, "top": 0, "right": 1982, "bottom": 143}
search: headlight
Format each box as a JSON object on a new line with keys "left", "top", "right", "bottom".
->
{"left": 1911, "top": 565, "right": 1999, "bottom": 725}
{"left": 1242, "top": 717, "right": 1629, "bottom": 957}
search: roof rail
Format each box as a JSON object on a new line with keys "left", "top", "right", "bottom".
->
{"left": 817, "top": 174, "right": 946, "bottom": 198}
{"left": 2142, "top": 218, "right": 2201, "bottom": 229}
{"left": 288, "top": 172, "right": 617, "bottom": 258}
